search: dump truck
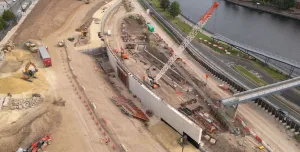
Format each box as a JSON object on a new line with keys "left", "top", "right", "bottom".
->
{"left": 24, "top": 41, "right": 38, "bottom": 53}
{"left": 39, "top": 46, "right": 52, "bottom": 67}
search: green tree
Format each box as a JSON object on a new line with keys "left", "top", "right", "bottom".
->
{"left": 168, "top": 1, "right": 181, "bottom": 18}
{"left": 160, "top": 0, "right": 170, "bottom": 11}
{"left": 2, "top": 10, "right": 16, "bottom": 21}
{"left": 273, "top": 0, "right": 296, "bottom": 9}
{"left": 0, "top": 17, "right": 7, "bottom": 30}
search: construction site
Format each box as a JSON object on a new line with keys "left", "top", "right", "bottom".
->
{"left": 0, "top": 0, "right": 299, "bottom": 152}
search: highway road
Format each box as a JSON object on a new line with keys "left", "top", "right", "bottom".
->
{"left": 140, "top": 0, "right": 300, "bottom": 128}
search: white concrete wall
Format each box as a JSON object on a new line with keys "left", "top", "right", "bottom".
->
{"left": 128, "top": 74, "right": 163, "bottom": 116}
{"left": 106, "top": 46, "right": 202, "bottom": 144}
{"left": 128, "top": 74, "right": 202, "bottom": 144}
{"left": 107, "top": 46, "right": 118, "bottom": 73}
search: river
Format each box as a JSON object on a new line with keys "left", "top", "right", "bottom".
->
{"left": 173, "top": 0, "right": 300, "bottom": 62}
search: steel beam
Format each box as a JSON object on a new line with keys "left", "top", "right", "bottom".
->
{"left": 221, "top": 76, "right": 300, "bottom": 106}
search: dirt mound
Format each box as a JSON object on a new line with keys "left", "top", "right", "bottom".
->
{"left": 12, "top": 0, "right": 83, "bottom": 43}
{"left": 0, "top": 103, "right": 62, "bottom": 152}
{"left": 12, "top": 49, "right": 32, "bottom": 61}
{"left": 0, "top": 60, "right": 22, "bottom": 73}
{"left": 0, "top": 72, "right": 49, "bottom": 94}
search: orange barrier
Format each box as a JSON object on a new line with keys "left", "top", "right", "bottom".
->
{"left": 102, "top": 118, "right": 107, "bottom": 124}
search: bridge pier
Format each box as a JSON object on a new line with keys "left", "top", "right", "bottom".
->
{"left": 264, "top": 56, "right": 270, "bottom": 64}
{"left": 289, "top": 66, "right": 295, "bottom": 77}
{"left": 225, "top": 105, "right": 238, "bottom": 119}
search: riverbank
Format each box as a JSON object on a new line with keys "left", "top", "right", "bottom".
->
{"left": 225, "top": 0, "right": 300, "bottom": 21}
{"left": 145, "top": 0, "right": 289, "bottom": 80}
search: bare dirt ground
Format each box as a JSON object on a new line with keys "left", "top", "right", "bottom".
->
{"left": 0, "top": 101, "right": 62, "bottom": 152}
{"left": 39, "top": 1, "right": 167, "bottom": 151}
{"left": 149, "top": 121, "right": 199, "bottom": 152}
{"left": 11, "top": 0, "right": 83, "bottom": 44}
{"left": 0, "top": 49, "right": 49, "bottom": 95}
{"left": 0, "top": 0, "right": 118, "bottom": 152}
{"left": 26, "top": 0, "right": 166, "bottom": 151}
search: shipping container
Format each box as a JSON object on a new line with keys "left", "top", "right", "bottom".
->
{"left": 39, "top": 46, "right": 52, "bottom": 67}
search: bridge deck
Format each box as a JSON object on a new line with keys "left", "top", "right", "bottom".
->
{"left": 212, "top": 34, "right": 300, "bottom": 69}
{"left": 221, "top": 77, "right": 300, "bottom": 106}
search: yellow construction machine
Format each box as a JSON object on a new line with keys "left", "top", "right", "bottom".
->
{"left": 142, "top": 65, "right": 160, "bottom": 89}
{"left": 24, "top": 41, "right": 38, "bottom": 53}
{"left": 22, "top": 60, "right": 38, "bottom": 82}
{"left": 84, "top": 0, "right": 90, "bottom": 4}
{"left": 81, "top": 28, "right": 88, "bottom": 37}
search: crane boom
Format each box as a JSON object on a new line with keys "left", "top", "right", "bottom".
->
{"left": 154, "top": 2, "right": 219, "bottom": 83}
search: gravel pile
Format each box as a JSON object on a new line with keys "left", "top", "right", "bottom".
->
{"left": 10, "top": 97, "right": 44, "bottom": 110}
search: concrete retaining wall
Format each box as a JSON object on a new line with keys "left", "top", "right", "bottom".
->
{"left": 107, "top": 46, "right": 118, "bottom": 73}
{"left": 108, "top": 48, "right": 203, "bottom": 144}
{"left": 128, "top": 73, "right": 202, "bottom": 144}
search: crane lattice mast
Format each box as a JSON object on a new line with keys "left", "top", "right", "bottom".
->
{"left": 153, "top": 2, "right": 219, "bottom": 83}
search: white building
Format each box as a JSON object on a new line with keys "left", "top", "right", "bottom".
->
{"left": 0, "top": 0, "right": 14, "bottom": 14}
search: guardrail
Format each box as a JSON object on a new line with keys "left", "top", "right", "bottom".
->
{"left": 101, "top": 0, "right": 122, "bottom": 34}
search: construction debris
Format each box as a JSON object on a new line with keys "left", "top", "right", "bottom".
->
{"left": 146, "top": 109, "right": 153, "bottom": 117}
{"left": 75, "top": 18, "right": 93, "bottom": 32}
{"left": 52, "top": 97, "right": 66, "bottom": 106}
{"left": 204, "top": 135, "right": 211, "bottom": 141}
{"left": 9, "top": 97, "right": 44, "bottom": 110}
{"left": 210, "top": 138, "right": 217, "bottom": 144}
{"left": 125, "top": 43, "right": 136, "bottom": 49}
{"left": 111, "top": 96, "right": 149, "bottom": 121}
{"left": 123, "top": 0, "right": 134, "bottom": 12}
{"left": 1, "top": 40, "right": 15, "bottom": 53}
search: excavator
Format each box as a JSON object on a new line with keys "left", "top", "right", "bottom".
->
{"left": 22, "top": 60, "right": 38, "bottom": 82}
{"left": 81, "top": 28, "right": 88, "bottom": 37}
{"left": 120, "top": 47, "right": 128, "bottom": 59}
{"left": 143, "top": 65, "right": 159, "bottom": 89}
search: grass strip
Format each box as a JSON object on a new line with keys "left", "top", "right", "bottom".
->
{"left": 234, "top": 65, "right": 268, "bottom": 86}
